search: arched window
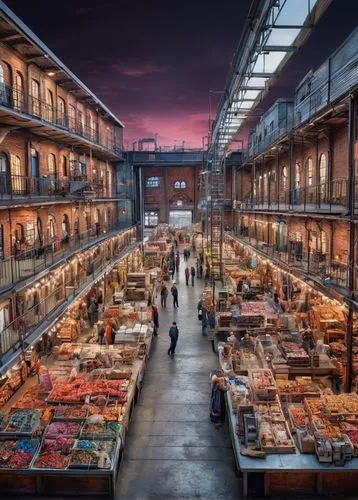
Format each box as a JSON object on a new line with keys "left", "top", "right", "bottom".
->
{"left": 14, "top": 71, "right": 24, "bottom": 110}
{"left": 258, "top": 175, "right": 262, "bottom": 199}
{"left": 31, "top": 79, "right": 40, "bottom": 116}
{"left": 282, "top": 166, "right": 288, "bottom": 191}
{"left": 37, "top": 216, "right": 43, "bottom": 246}
{"left": 307, "top": 157, "right": 313, "bottom": 186}
{"left": 48, "top": 215, "right": 56, "bottom": 240}
{"left": 11, "top": 155, "right": 21, "bottom": 193}
{"left": 62, "top": 214, "right": 70, "bottom": 241}
{"left": 62, "top": 155, "right": 68, "bottom": 177}
{"left": 57, "top": 96, "right": 66, "bottom": 127}
{"left": 46, "top": 89, "right": 54, "bottom": 122}
{"left": 174, "top": 180, "right": 187, "bottom": 189}
{"left": 11, "top": 155, "right": 21, "bottom": 176}
{"left": 295, "top": 162, "right": 301, "bottom": 189}
{"left": 319, "top": 153, "right": 328, "bottom": 201}
{"left": 48, "top": 154, "right": 56, "bottom": 177}
{"left": 68, "top": 105, "right": 76, "bottom": 131}
{"left": 263, "top": 173, "right": 268, "bottom": 198}
{"left": 319, "top": 153, "right": 327, "bottom": 185}
{"left": 146, "top": 176, "right": 160, "bottom": 188}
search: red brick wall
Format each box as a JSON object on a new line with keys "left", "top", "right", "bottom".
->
{"left": 143, "top": 166, "right": 201, "bottom": 223}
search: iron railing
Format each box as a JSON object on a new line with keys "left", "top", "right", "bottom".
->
{"left": 0, "top": 223, "right": 132, "bottom": 292}
{"left": 0, "top": 228, "right": 137, "bottom": 358}
{"left": 240, "top": 179, "right": 349, "bottom": 213}
{"left": 0, "top": 173, "right": 118, "bottom": 200}
{"left": 0, "top": 84, "right": 123, "bottom": 156}
{"left": 233, "top": 231, "right": 349, "bottom": 290}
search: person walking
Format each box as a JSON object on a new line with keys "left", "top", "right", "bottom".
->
{"left": 190, "top": 265, "right": 196, "bottom": 286}
{"left": 97, "top": 321, "right": 105, "bottom": 345}
{"left": 160, "top": 284, "right": 168, "bottom": 308}
{"left": 199, "top": 263, "right": 203, "bottom": 279}
{"left": 183, "top": 248, "right": 187, "bottom": 262}
{"left": 168, "top": 322, "right": 179, "bottom": 357}
{"left": 169, "top": 261, "right": 175, "bottom": 280}
{"left": 196, "top": 260, "right": 199, "bottom": 279}
{"left": 171, "top": 281, "right": 179, "bottom": 308}
{"left": 175, "top": 253, "right": 180, "bottom": 273}
{"left": 88, "top": 298, "right": 98, "bottom": 327}
{"left": 185, "top": 266, "right": 190, "bottom": 286}
{"left": 152, "top": 305, "right": 159, "bottom": 336}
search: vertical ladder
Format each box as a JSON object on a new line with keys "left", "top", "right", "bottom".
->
{"left": 209, "top": 158, "right": 225, "bottom": 280}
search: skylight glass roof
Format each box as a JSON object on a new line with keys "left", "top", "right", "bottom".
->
{"left": 211, "top": 0, "right": 331, "bottom": 158}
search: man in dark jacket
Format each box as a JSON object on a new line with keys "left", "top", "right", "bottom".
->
{"left": 168, "top": 322, "right": 179, "bottom": 357}
{"left": 171, "top": 282, "right": 179, "bottom": 308}
{"left": 190, "top": 266, "right": 196, "bottom": 286}
{"left": 152, "top": 305, "right": 159, "bottom": 336}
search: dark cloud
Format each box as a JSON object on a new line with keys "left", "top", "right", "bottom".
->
{"left": 4, "top": 0, "right": 358, "bottom": 146}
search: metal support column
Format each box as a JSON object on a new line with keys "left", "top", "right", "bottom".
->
{"left": 347, "top": 93, "right": 356, "bottom": 391}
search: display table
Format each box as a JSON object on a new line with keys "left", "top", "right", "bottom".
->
{"left": 226, "top": 392, "right": 358, "bottom": 497}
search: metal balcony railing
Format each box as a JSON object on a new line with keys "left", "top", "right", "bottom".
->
{"left": 239, "top": 179, "right": 349, "bottom": 213}
{"left": 0, "top": 227, "right": 137, "bottom": 358}
{"left": 0, "top": 173, "right": 119, "bottom": 200}
{"left": 0, "top": 223, "right": 132, "bottom": 292}
{"left": 0, "top": 84, "right": 123, "bottom": 157}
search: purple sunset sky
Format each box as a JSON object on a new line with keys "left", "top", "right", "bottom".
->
{"left": 5, "top": 0, "right": 358, "bottom": 148}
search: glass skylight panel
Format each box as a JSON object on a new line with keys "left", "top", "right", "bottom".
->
{"left": 252, "top": 52, "right": 287, "bottom": 74}
{"left": 274, "top": 0, "right": 309, "bottom": 26}
{"left": 265, "top": 28, "right": 300, "bottom": 47}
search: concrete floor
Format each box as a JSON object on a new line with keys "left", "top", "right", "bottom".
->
{"left": 116, "top": 255, "right": 241, "bottom": 499}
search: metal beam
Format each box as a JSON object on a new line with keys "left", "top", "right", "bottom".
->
{"left": 245, "top": 72, "right": 277, "bottom": 78}
{"left": 240, "top": 86, "right": 265, "bottom": 91}
{"left": 262, "top": 45, "right": 297, "bottom": 52}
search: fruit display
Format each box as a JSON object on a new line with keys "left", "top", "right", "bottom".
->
{"left": 250, "top": 369, "right": 277, "bottom": 401}
{"left": 46, "top": 421, "right": 81, "bottom": 438}
{"left": 11, "top": 386, "right": 48, "bottom": 409}
{"left": 54, "top": 406, "right": 87, "bottom": 421}
{"left": 69, "top": 449, "right": 99, "bottom": 468}
{"left": 47, "top": 376, "right": 128, "bottom": 403}
{"left": 288, "top": 405, "right": 307, "bottom": 428}
{"left": 0, "top": 439, "right": 40, "bottom": 469}
{"left": 81, "top": 420, "right": 120, "bottom": 439}
{"left": 33, "top": 451, "right": 69, "bottom": 469}
{"left": 42, "top": 438, "right": 75, "bottom": 454}
{"left": 240, "top": 301, "right": 276, "bottom": 317}
{"left": 277, "top": 378, "right": 322, "bottom": 401}
{"left": 0, "top": 409, "right": 41, "bottom": 436}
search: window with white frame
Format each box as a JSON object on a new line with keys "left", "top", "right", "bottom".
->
{"left": 174, "top": 180, "right": 187, "bottom": 189}
{"left": 146, "top": 176, "right": 160, "bottom": 188}
{"left": 144, "top": 211, "right": 159, "bottom": 227}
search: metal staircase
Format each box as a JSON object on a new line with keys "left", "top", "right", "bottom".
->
{"left": 208, "top": 156, "right": 225, "bottom": 280}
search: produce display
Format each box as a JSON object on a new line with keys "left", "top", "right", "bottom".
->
{"left": 47, "top": 376, "right": 129, "bottom": 403}
{"left": 33, "top": 451, "right": 70, "bottom": 469}
{"left": 46, "top": 421, "right": 81, "bottom": 438}
{"left": 0, "top": 439, "right": 40, "bottom": 469}
{"left": 250, "top": 369, "right": 277, "bottom": 401}
{"left": 240, "top": 301, "right": 276, "bottom": 317}
{"left": 0, "top": 409, "right": 41, "bottom": 436}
